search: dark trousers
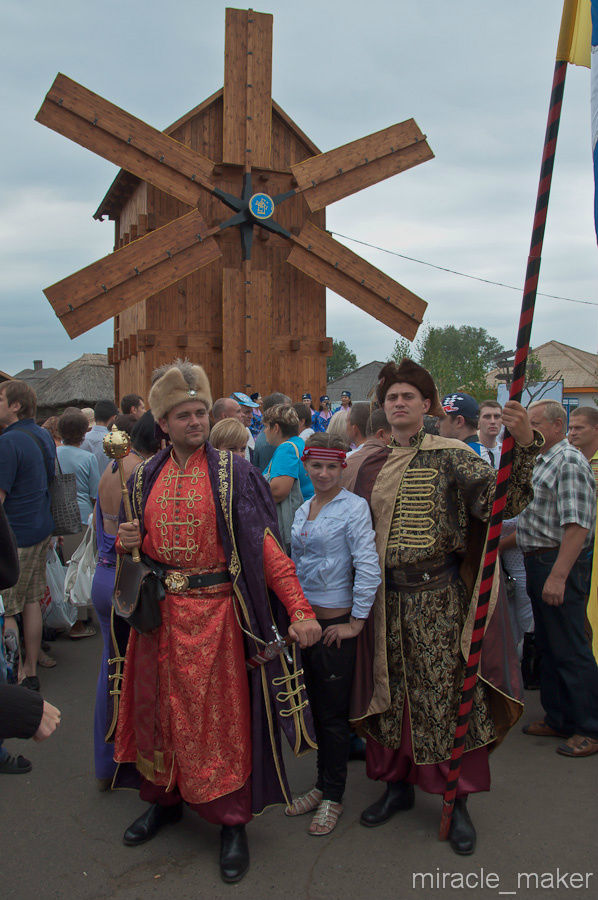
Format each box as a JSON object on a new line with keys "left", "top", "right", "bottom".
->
{"left": 525, "top": 548, "right": 598, "bottom": 738}
{"left": 302, "top": 614, "right": 357, "bottom": 803}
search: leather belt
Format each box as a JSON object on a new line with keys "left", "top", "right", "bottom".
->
{"left": 522, "top": 546, "right": 559, "bottom": 559}
{"left": 386, "top": 554, "right": 460, "bottom": 594}
{"left": 162, "top": 570, "right": 231, "bottom": 594}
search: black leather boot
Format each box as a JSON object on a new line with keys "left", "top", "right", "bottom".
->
{"left": 360, "top": 781, "right": 415, "bottom": 827}
{"left": 448, "top": 798, "right": 476, "bottom": 855}
{"left": 122, "top": 802, "right": 183, "bottom": 846}
{"left": 220, "top": 824, "right": 250, "bottom": 883}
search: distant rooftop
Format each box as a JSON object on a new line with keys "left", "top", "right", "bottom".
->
{"left": 36, "top": 354, "right": 114, "bottom": 409}
{"left": 487, "top": 340, "right": 597, "bottom": 391}
{"left": 13, "top": 360, "right": 58, "bottom": 389}
{"left": 327, "top": 360, "right": 385, "bottom": 402}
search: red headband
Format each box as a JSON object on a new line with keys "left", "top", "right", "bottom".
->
{"left": 301, "top": 447, "right": 347, "bottom": 468}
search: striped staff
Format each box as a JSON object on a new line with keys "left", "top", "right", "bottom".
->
{"left": 438, "top": 46, "right": 571, "bottom": 839}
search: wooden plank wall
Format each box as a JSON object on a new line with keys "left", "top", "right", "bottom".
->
{"left": 246, "top": 269, "right": 272, "bottom": 391}
{"left": 221, "top": 267, "right": 247, "bottom": 392}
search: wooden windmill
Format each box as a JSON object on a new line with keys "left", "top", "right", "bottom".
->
{"left": 36, "top": 7, "right": 433, "bottom": 403}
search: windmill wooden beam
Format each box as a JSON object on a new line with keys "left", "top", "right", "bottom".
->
{"left": 35, "top": 6, "right": 434, "bottom": 402}
{"left": 223, "top": 8, "right": 273, "bottom": 168}
{"left": 288, "top": 223, "right": 424, "bottom": 340}
{"left": 291, "top": 119, "right": 433, "bottom": 211}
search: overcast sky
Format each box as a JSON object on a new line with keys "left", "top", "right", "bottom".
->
{"left": 2, "top": 0, "right": 596, "bottom": 376}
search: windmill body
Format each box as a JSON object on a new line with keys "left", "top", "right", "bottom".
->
{"left": 36, "top": 8, "right": 433, "bottom": 403}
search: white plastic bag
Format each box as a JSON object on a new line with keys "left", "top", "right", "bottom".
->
{"left": 43, "top": 546, "right": 77, "bottom": 629}
{"left": 64, "top": 522, "right": 98, "bottom": 608}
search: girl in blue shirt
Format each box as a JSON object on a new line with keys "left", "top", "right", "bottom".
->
{"left": 262, "top": 404, "right": 314, "bottom": 553}
{"left": 263, "top": 405, "right": 314, "bottom": 500}
{"left": 286, "top": 433, "right": 380, "bottom": 836}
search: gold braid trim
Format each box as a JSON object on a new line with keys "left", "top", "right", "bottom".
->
{"left": 216, "top": 449, "right": 265, "bottom": 647}
{"left": 213, "top": 452, "right": 290, "bottom": 796}
{"left": 260, "top": 664, "right": 291, "bottom": 807}
{"left": 218, "top": 450, "right": 241, "bottom": 578}
{"left": 272, "top": 665, "right": 309, "bottom": 718}
{"left": 387, "top": 467, "right": 438, "bottom": 551}
{"left": 262, "top": 530, "right": 316, "bottom": 753}
{"left": 132, "top": 458, "right": 146, "bottom": 522}
{"left": 105, "top": 608, "right": 125, "bottom": 740}
{"left": 135, "top": 749, "right": 168, "bottom": 782}
{"left": 106, "top": 460, "right": 147, "bottom": 740}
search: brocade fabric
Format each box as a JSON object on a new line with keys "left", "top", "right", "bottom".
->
{"left": 367, "top": 582, "right": 496, "bottom": 761}
{"left": 115, "top": 447, "right": 251, "bottom": 803}
{"left": 384, "top": 430, "right": 535, "bottom": 569}
{"left": 115, "top": 445, "right": 315, "bottom": 805}
{"left": 366, "top": 428, "right": 535, "bottom": 764}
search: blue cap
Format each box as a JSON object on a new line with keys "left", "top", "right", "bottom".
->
{"left": 441, "top": 393, "right": 479, "bottom": 419}
{"left": 320, "top": 395, "right": 330, "bottom": 403}
{"left": 341, "top": 390, "right": 351, "bottom": 398}
{"left": 231, "top": 391, "right": 259, "bottom": 408}
{"left": 302, "top": 392, "right": 312, "bottom": 401}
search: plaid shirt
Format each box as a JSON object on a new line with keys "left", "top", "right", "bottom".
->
{"left": 517, "top": 439, "right": 596, "bottom": 552}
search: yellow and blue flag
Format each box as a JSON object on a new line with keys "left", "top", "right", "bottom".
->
{"left": 557, "top": 0, "right": 592, "bottom": 66}
{"left": 592, "top": 0, "right": 598, "bottom": 243}
{"left": 555, "top": 1, "right": 596, "bottom": 238}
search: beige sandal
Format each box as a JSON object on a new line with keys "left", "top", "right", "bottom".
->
{"left": 284, "top": 787, "right": 323, "bottom": 817}
{"left": 308, "top": 799, "right": 343, "bottom": 835}
{"left": 38, "top": 650, "right": 57, "bottom": 668}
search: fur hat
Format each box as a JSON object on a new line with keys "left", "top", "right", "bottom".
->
{"left": 149, "top": 360, "right": 212, "bottom": 420}
{"left": 376, "top": 359, "right": 445, "bottom": 418}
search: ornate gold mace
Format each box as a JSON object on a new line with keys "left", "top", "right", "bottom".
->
{"left": 102, "top": 425, "right": 141, "bottom": 563}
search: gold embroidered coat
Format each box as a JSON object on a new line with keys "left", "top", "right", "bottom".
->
{"left": 353, "top": 429, "right": 539, "bottom": 764}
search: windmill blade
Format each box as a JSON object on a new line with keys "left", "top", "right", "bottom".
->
{"left": 44, "top": 211, "right": 221, "bottom": 339}
{"left": 36, "top": 74, "right": 216, "bottom": 207}
{"left": 286, "top": 222, "right": 426, "bottom": 340}
{"left": 290, "top": 120, "right": 433, "bottom": 212}
{"left": 222, "top": 8, "right": 273, "bottom": 168}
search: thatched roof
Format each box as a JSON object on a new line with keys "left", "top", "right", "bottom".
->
{"left": 36, "top": 354, "right": 114, "bottom": 409}
{"left": 0, "top": 369, "right": 11, "bottom": 383}
{"left": 13, "top": 364, "right": 58, "bottom": 389}
{"left": 487, "top": 340, "right": 597, "bottom": 391}
{"left": 327, "top": 361, "right": 386, "bottom": 402}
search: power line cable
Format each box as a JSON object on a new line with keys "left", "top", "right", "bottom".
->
{"left": 330, "top": 231, "right": 598, "bottom": 308}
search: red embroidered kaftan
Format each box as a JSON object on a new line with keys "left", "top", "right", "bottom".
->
{"left": 115, "top": 446, "right": 312, "bottom": 805}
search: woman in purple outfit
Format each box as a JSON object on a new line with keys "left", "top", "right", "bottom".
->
{"left": 91, "top": 413, "right": 158, "bottom": 789}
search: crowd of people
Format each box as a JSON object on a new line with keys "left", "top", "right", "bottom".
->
{"left": 1, "top": 362, "right": 597, "bottom": 884}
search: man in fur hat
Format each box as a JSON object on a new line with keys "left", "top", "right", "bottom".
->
{"left": 113, "top": 360, "right": 320, "bottom": 883}
{"left": 351, "top": 359, "right": 543, "bottom": 855}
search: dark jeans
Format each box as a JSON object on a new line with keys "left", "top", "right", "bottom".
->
{"left": 525, "top": 548, "right": 598, "bottom": 738}
{"left": 302, "top": 614, "right": 357, "bottom": 803}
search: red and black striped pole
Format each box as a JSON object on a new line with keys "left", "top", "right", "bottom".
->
{"left": 438, "top": 58, "right": 568, "bottom": 841}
